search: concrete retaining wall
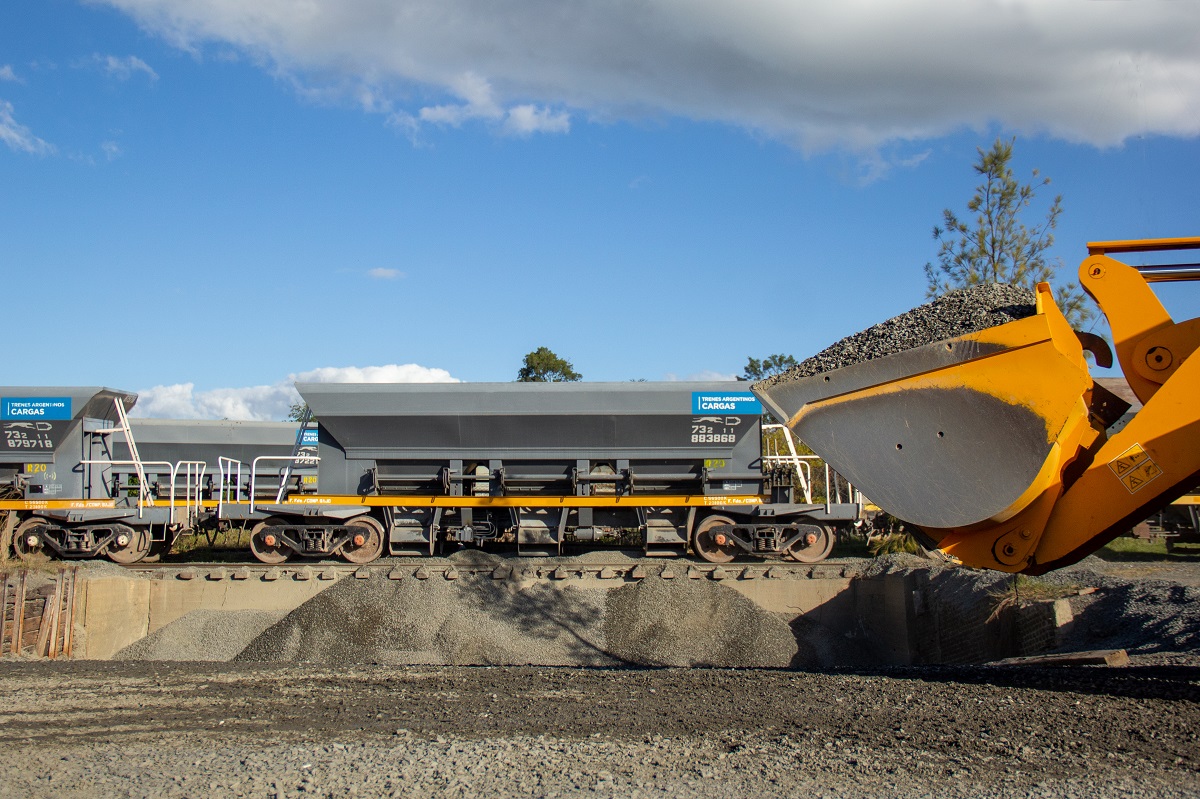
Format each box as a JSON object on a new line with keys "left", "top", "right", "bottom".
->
{"left": 4, "top": 561, "right": 1063, "bottom": 665}
{"left": 76, "top": 571, "right": 333, "bottom": 659}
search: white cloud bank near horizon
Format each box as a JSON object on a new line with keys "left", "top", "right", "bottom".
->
{"left": 130, "top": 365, "right": 741, "bottom": 420}
{"left": 130, "top": 363, "right": 460, "bottom": 420}
{"left": 98, "top": 0, "right": 1199, "bottom": 150}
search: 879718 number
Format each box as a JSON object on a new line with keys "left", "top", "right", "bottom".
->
{"left": 5, "top": 430, "right": 54, "bottom": 448}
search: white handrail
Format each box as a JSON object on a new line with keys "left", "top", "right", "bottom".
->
{"left": 80, "top": 459, "right": 174, "bottom": 521}
{"left": 174, "top": 460, "right": 207, "bottom": 528}
{"left": 218, "top": 456, "right": 245, "bottom": 518}
{"left": 762, "top": 423, "right": 817, "bottom": 503}
{"left": 761, "top": 423, "right": 861, "bottom": 509}
{"left": 250, "top": 455, "right": 321, "bottom": 513}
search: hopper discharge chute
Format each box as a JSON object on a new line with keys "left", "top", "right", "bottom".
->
{"left": 753, "top": 237, "right": 1200, "bottom": 574}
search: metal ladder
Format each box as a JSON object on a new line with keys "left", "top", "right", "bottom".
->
{"left": 275, "top": 405, "right": 314, "bottom": 503}
{"left": 91, "top": 397, "right": 154, "bottom": 508}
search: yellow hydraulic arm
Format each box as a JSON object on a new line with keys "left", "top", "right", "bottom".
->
{"left": 1027, "top": 237, "right": 1200, "bottom": 572}
{"left": 754, "top": 237, "right": 1200, "bottom": 574}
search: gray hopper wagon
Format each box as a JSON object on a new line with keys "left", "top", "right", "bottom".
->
{"left": 242, "top": 382, "right": 862, "bottom": 564}
{"left": 1, "top": 386, "right": 168, "bottom": 562}
{"left": 1, "top": 386, "right": 316, "bottom": 563}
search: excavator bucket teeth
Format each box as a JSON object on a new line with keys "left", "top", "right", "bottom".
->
{"left": 752, "top": 284, "right": 1094, "bottom": 533}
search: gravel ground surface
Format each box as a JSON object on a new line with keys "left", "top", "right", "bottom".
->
{"left": 5, "top": 555, "right": 1197, "bottom": 797}
{"left": 757, "top": 283, "right": 1036, "bottom": 386}
{"left": 1, "top": 660, "right": 1196, "bottom": 799}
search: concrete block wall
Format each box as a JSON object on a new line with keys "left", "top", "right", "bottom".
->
{"left": 1015, "top": 598, "right": 1074, "bottom": 656}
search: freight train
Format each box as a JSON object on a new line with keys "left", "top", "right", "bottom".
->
{"left": 0, "top": 383, "right": 861, "bottom": 565}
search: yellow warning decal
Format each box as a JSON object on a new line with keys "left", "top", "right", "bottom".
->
{"left": 1108, "top": 444, "right": 1163, "bottom": 494}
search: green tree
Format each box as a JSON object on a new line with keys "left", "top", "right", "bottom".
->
{"left": 517, "top": 347, "right": 582, "bottom": 382}
{"left": 739, "top": 354, "right": 798, "bottom": 382}
{"left": 286, "top": 401, "right": 312, "bottom": 422}
{"left": 924, "top": 137, "right": 1091, "bottom": 326}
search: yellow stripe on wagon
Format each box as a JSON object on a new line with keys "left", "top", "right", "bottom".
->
{"left": 0, "top": 494, "right": 765, "bottom": 511}
{"left": 229, "top": 494, "right": 765, "bottom": 508}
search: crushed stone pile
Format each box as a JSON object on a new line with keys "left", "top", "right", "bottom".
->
{"left": 115, "top": 609, "right": 287, "bottom": 662}
{"left": 604, "top": 577, "right": 799, "bottom": 667}
{"left": 236, "top": 575, "right": 615, "bottom": 666}
{"left": 1043, "top": 562, "right": 1200, "bottom": 660}
{"left": 234, "top": 573, "right": 800, "bottom": 668}
{"left": 757, "top": 283, "right": 1037, "bottom": 387}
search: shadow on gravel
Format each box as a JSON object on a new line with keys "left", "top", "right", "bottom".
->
{"left": 1061, "top": 581, "right": 1200, "bottom": 657}
{"left": 1096, "top": 547, "right": 1200, "bottom": 564}
{"left": 832, "top": 664, "right": 1200, "bottom": 702}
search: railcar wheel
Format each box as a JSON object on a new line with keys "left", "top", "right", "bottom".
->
{"left": 106, "top": 525, "right": 152, "bottom": 564}
{"left": 785, "top": 525, "right": 835, "bottom": 564}
{"left": 141, "top": 536, "right": 173, "bottom": 564}
{"left": 250, "top": 517, "right": 291, "bottom": 565}
{"left": 341, "top": 516, "right": 385, "bottom": 564}
{"left": 693, "top": 515, "right": 739, "bottom": 563}
{"left": 13, "top": 517, "right": 51, "bottom": 563}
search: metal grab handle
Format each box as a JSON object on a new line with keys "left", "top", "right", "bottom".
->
{"left": 250, "top": 455, "right": 321, "bottom": 513}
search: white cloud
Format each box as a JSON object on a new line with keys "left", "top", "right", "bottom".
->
{"left": 504, "top": 104, "right": 569, "bottom": 137}
{"left": 97, "top": 54, "right": 159, "bottom": 82}
{"left": 295, "top": 364, "right": 457, "bottom": 383}
{"left": 101, "top": 140, "right": 122, "bottom": 160}
{"left": 665, "top": 371, "right": 740, "bottom": 383}
{"left": 94, "top": 0, "right": 1200, "bottom": 150}
{"left": 130, "top": 382, "right": 201, "bottom": 419}
{"left": 0, "top": 101, "right": 54, "bottom": 155}
{"left": 131, "top": 363, "right": 460, "bottom": 420}
{"left": 0, "top": 65, "right": 18, "bottom": 82}
{"left": 414, "top": 72, "right": 567, "bottom": 136}
{"left": 367, "top": 267, "right": 402, "bottom": 279}
{"left": 419, "top": 72, "right": 503, "bottom": 126}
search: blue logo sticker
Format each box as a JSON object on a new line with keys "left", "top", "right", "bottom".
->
{"left": 299, "top": 428, "right": 319, "bottom": 447}
{"left": 2, "top": 397, "right": 72, "bottom": 420}
{"left": 691, "top": 392, "right": 762, "bottom": 415}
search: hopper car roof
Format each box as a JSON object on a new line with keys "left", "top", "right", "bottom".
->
{"left": 296, "top": 381, "right": 760, "bottom": 416}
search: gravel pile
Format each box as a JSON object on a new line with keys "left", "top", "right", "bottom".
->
{"left": 114, "top": 609, "right": 287, "bottom": 662}
{"left": 236, "top": 574, "right": 617, "bottom": 666}
{"left": 234, "top": 572, "right": 799, "bottom": 667}
{"left": 1042, "top": 562, "right": 1200, "bottom": 660}
{"left": 866, "top": 554, "right": 1200, "bottom": 663}
{"left": 604, "top": 577, "right": 798, "bottom": 667}
{"left": 757, "top": 283, "right": 1036, "bottom": 387}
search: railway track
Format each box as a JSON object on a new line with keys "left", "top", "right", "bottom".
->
{"left": 116, "top": 556, "right": 862, "bottom": 582}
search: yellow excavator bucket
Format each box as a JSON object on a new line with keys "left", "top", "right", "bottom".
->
{"left": 754, "top": 237, "right": 1200, "bottom": 574}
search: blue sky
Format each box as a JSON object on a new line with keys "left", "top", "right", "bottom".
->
{"left": 3, "top": 0, "right": 1198, "bottom": 419}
